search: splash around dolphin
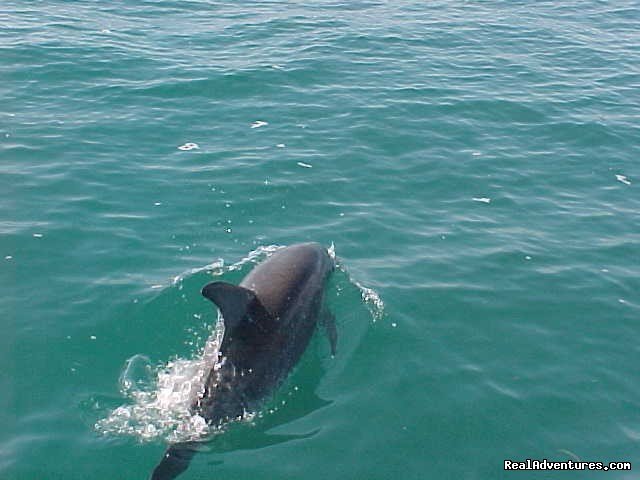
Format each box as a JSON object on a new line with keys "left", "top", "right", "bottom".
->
{"left": 150, "top": 242, "right": 337, "bottom": 480}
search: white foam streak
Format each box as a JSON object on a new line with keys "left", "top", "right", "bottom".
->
{"left": 615, "top": 174, "right": 631, "bottom": 185}
{"left": 178, "top": 142, "right": 199, "bottom": 151}
{"left": 332, "top": 246, "right": 385, "bottom": 322}
{"left": 172, "top": 259, "right": 225, "bottom": 285}
{"left": 328, "top": 242, "right": 336, "bottom": 261}
{"left": 226, "top": 244, "right": 283, "bottom": 272}
{"left": 355, "top": 282, "right": 385, "bottom": 322}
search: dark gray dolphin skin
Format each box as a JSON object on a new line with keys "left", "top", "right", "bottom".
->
{"left": 150, "top": 242, "right": 336, "bottom": 480}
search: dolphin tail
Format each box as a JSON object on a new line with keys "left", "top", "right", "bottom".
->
{"left": 150, "top": 444, "right": 197, "bottom": 480}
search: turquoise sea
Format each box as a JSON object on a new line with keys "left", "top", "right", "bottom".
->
{"left": 2, "top": 1, "right": 639, "bottom": 479}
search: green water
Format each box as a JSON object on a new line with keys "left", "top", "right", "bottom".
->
{"left": 2, "top": 1, "right": 639, "bottom": 479}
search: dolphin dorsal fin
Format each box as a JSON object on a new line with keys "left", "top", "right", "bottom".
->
{"left": 201, "top": 282, "right": 257, "bottom": 330}
{"left": 201, "top": 282, "right": 275, "bottom": 336}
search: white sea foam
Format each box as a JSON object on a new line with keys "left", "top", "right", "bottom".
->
{"left": 178, "top": 143, "right": 199, "bottom": 151}
{"left": 356, "top": 283, "right": 385, "bottom": 322}
{"left": 332, "top": 247, "right": 385, "bottom": 322}
{"left": 225, "top": 244, "right": 283, "bottom": 272}
{"left": 95, "top": 318, "right": 225, "bottom": 443}
{"left": 172, "top": 259, "right": 226, "bottom": 285}
{"left": 327, "top": 242, "right": 336, "bottom": 261}
{"left": 615, "top": 174, "right": 631, "bottom": 185}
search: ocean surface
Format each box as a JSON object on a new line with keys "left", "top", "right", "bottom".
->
{"left": 2, "top": 1, "right": 639, "bottom": 479}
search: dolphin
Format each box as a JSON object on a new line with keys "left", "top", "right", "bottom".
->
{"left": 150, "top": 242, "right": 337, "bottom": 480}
